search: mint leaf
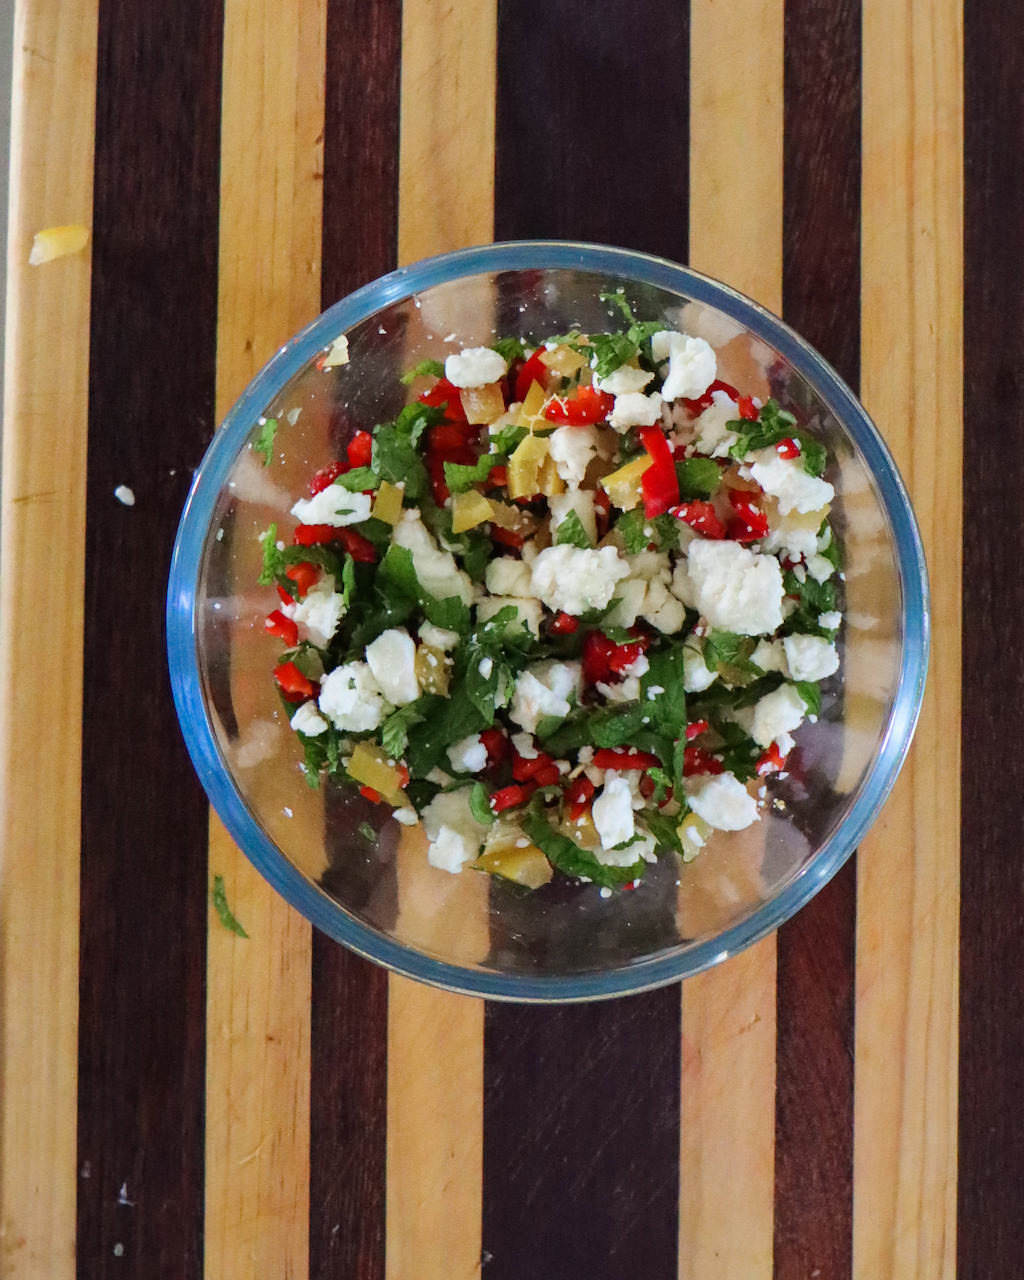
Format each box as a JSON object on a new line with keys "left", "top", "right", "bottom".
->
{"left": 600, "top": 288, "right": 637, "bottom": 324}
{"left": 257, "top": 524, "right": 286, "bottom": 586}
{"left": 252, "top": 418, "right": 279, "bottom": 466}
{"left": 554, "top": 509, "right": 593, "bottom": 549}
{"left": 469, "top": 781, "right": 496, "bottom": 826}
{"left": 404, "top": 684, "right": 487, "bottom": 776}
{"left": 400, "top": 358, "right": 445, "bottom": 385}
{"left": 588, "top": 331, "right": 639, "bottom": 379}
{"left": 589, "top": 702, "right": 645, "bottom": 748}
{"left": 795, "top": 680, "right": 822, "bottom": 717}
{"left": 444, "top": 453, "right": 505, "bottom": 494}
{"left": 211, "top": 875, "right": 249, "bottom": 938}
{"left": 340, "top": 554, "right": 356, "bottom": 607}
{"left": 641, "top": 648, "right": 687, "bottom": 736}
{"left": 675, "top": 456, "right": 721, "bottom": 498}
{"left": 521, "top": 812, "right": 644, "bottom": 888}
{"left": 379, "top": 544, "right": 471, "bottom": 633}
{"left": 492, "top": 336, "right": 526, "bottom": 363}
{"left": 490, "top": 420, "right": 528, "bottom": 454}
{"left": 644, "top": 810, "right": 683, "bottom": 854}
{"left": 702, "top": 630, "right": 760, "bottom": 678}
{"left": 372, "top": 402, "right": 444, "bottom": 500}
{"left": 781, "top": 569, "right": 838, "bottom": 637}
{"left": 614, "top": 508, "right": 677, "bottom": 553}
{"left": 727, "top": 399, "right": 829, "bottom": 476}
{"left": 333, "top": 466, "right": 379, "bottom": 491}
{"left": 381, "top": 702, "right": 428, "bottom": 758}
{"left": 358, "top": 821, "right": 376, "bottom": 842}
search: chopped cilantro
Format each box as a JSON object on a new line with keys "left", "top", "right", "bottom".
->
{"left": 372, "top": 402, "right": 444, "bottom": 500}
{"left": 521, "top": 812, "right": 645, "bottom": 888}
{"left": 404, "top": 682, "right": 487, "bottom": 776}
{"left": 702, "top": 630, "right": 761, "bottom": 679}
{"left": 727, "top": 399, "right": 828, "bottom": 477}
{"left": 795, "top": 680, "right": 822, "bottom": 717}
{"left": 588, "top": 331, "right": 640, "bottom": 379}
{"left": 444, "top": 453, "right": 505, "bottom": 494}
{"left": 492, "top": 336, "right": 527, "bottom": 363}
{"left": 644, "top": 811, "right": 683, "bottom": 855}
{"left": 675, "top": 456, "right": 722, "bottom": 498}
{"left": 379, "top": 544, "right": 471, "bottom": 632}
{"left": 490, "top": 420, "right": 528, "bottom": 454}
{"left": 599, "top": 288, "right": 637, "bottom": 324}
{"left": 211, "top": 875, "right": 249, "bottom": 937}
{"left": 400, "top": 358, "right": 445, "bottom": 385}
{"left": 469, "top": 781, "right": 496, "bottom": 826}
{"left": 257, "top": 523, "right": 285, "bottom": 586}
{"left": 252, "top": 418, "right": 279, "bottom": 466}
{"left": 641, "top": 648, "right": 687, "bottom": 736}
{"left": 554, "top": 509, "right": 593, "bottom": 549}
{"left": 333, "top": 466, "right": 379, "bottom": 491}
{"left": 781, "top": 569, "right": 838, "bottom": 637}
{"left": 358, "top": 821, "right": 376, "bottom": 842}
{"left": 381, "top": 701, "right": 430, "bottom": 757}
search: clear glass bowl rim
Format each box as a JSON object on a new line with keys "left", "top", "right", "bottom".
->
{"left": 166, "top": 239, "right": 930, "bottom": 1003}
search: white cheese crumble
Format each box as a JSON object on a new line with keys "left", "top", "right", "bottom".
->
{"left": 750, "top": 683, "right": 806, "bottom": 748}
{"left": 549, "top": 490, "right": 598, "bottom": 544}
{"left": 651, "top": 331, "right": 716, "bottom": 401}
{"left": 476, "top": 595, "right": 542, "bottom": 637}
{"left": 291, "top": 485, "right": 373, "bottom": 527}
{"left": 592, "top": 776, "right": 636, "bottom": 850}
{"left": 365, "top": 627, "right": 420, "bottom": 705}
{"left": 393, "top": 509, "right": 474, "bottom": 604}
{"left": 806, "top": 553, "right": 835, "bottom": 583}
{"left": 640, "top": 578, "right": 686, "bottom": 634}
{"left": 594, "top": 363, "right": 654, "bottom": 395}
{"left": 511, "top": 732, "right": 538, "bottom": 759}
{"left": 509, "top": 660, "right": 581, "bottom": 734}
{"left": 548, "top": 423, "right": 599, "bottom": 487}
{"left": 818, "top": 611, "right": 842, "bottom": 631}
{"left": 782, "top": 634, "right": 839, "bottom": 683}
{"left": 281, "top": 574, "right": 346, "bottom": 646}
{"left": 682, "top": 540, "right": 785, "bottom": 635}
{"left": 609, "top": 390, "right": 663, "bottom": 431}
{"left": 393, "top": 807, "right": 418, "bottom": 825}
{"left": 694, "top": 390, "right": 740, "bottom": 457}
{"left": 444, "top": 346, "right": 508, "bottom": 388}
{"left": 751, "top": 637, "right": 788, "bottom": 674}
{"left": 529, "top": 544, "right": 629, "bottom": 615}
{"left": 114, "top": 484, "right": 136, "bottom": 506}
{"left": 683, "top": 644, "right": 718, "bottom": 692}
{"left": 319, "top": 661, "right": 390, "bottom": 732}
{"left": 322, "top": 334, "right": 350, "bottom": 367}
{"left": 447, "top": 733, "right": 488, "bottom": 774}
{"left": 422, "top": 786, "right": 490, "bottom": 873}
{"left": 290, "top": 701, "right": 329, "bottom": 737}
{"left": 419, "top": 621, "right": 460, "bottom": 651}
{"left": 686, "top": 772, "right": 759, "bottom": 831}
{"left": 485, "top": 556, "right": 534, "bottom": 597}
{"left": 747, "top": 450, "right": 835, "bottom": 515}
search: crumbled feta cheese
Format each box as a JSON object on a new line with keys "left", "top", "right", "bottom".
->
{"left": 596, "top": 676, "right": 641, "bottom": 703}
{"left": 529, "top": 544, "right": 629, "bottom": 615}
{"left": 485, "top": 556, "right": 534, "bottom": 597}
{"left": 640, "top": 578, "right": 686, "bottom": 634}
{"left": 549, "top": 490, "right": 597, "bottom": 544}
{"left": 818, "top": 611, "right": 842, "bottom": 631}
{"left": 444, "top": 346, "right": 508, "bottom": 388}
{"left": 595, "top": 363, "right": 654, "bottom": 395}
{"left": 365, "top": 627, "right": 420, "bottom": 705}
{"left": 478, "top": 657, "right": 493, "bottom": 678}
{"left": 291, "top": 485, "right": 373, "bottom": 527}
{"left": 621, "top": 653, "right": 649, "bottom": 679}
{"left": 683, "top": 644, "right": 718, "bottom": 692}
{"left": 806, "top": 553, "right": 835, "bottom": 583}
{"left": 393, "top": 509, "right": 474, "bottom": 604}
{"left": 693, "top": 390, "right": 740, "bottom": 457}
{"left": 509, "top": 660, "right": 581, "bottom": 734}
{"left": 281, "top": 574, "right": 346, "bottom": 646}
{"left": 419, "top": 621, "right": 460, "bottom": 651}
{"left": 775, "top": 731, "right": 796, "bottom": 757}
{"left": 782, "top": 634, "right": 839, "bottom": 683}
{"left": 511, "top": 732, "right": 538, "bottom": 759}
{"left": 751, "top": 637, "right": 788, "bottom": 674}
{"left": 651, "top": 331, "right": 717, "bottom": 401}
{"left": 601, "top": 578, "right": 648, "bottom": 629}
{"left": 748, "top": 451, "right": 835, "bottom": 515}
{"left": 114, "top": 484, "right": 135, "bottom": 506}
{"left": 761, "top": 522, "right": 820, "bottom": 561}
{"left": 422, "top": 786, "right": 490, "bottom": 873}
{"left": 319, "top": 661, "right": 390, "bottom": 731}
{"left": 682, "top": 540, "right": 785, "bottom": 635}
{"left": 476, "top": 595, "right": 543, "bottom": 637}
{"left": 393, "top": 807, "right": 418, "bottom": 825}
{"left": 750, "top": 683, "right": 806, "bottom": 748}
{"left": 592, "top": 776, "right": 636, "bottom": 850}
{"left": 626, "top": 550, "right": 672, "bottom": 582}
{"left": 290, "top": 701, "right": 329, "bottom": 736}
{"left": 609, "top": 391, "right": 663, "bottom": 431}
{"left": 548, "top": 424, "right": 599, "bottom": 486}
{"left": 447, "top": 733, "right": 488, "bottom": 774}
{"left": 686, "top": 772, "right": 759, "bottom": 830}
{"left": 322, "top": 334, "right": 350, "bottom": 367}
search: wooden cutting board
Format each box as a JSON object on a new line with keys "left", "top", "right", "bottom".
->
{"left": 1, "top": 1, "right": 985, "bottom": 1277}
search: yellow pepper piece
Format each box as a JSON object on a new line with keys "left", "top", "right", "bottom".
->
{"left": 679, "top": 812, "right": 713, "bottom": 863}
{"left": 371, "top": 479, "right": 404, "bottom": 526}
{"left": 451, "top": 489, "right": 494, "bottom": 533}
{"left": 507, "top": 433, "right": 550, "bottom": 499}
{"left": 516, "top": 379, "right": 547, "bottom": 426}
{"left": 539, "top": 344, "right": 587, "bottom": 376}
{"left": 415, "top": 644, "right": 451, "bottom": 696}
{"left": 537, "top": 455, "right": 566, "bottom": 496}
{"left": 473, "top": 843, "right": 553, "bottom": 889}
{"left": 600, "top": 455, "right": 651, "bottom": 510}
{"left": 460, "top": 382, "right": 507, "bottom": 425}
{"left": 29, "top": 223, "right": 90, "bottom": 265}
{"left": 347, "top": 741, "right": 407, "bottom": 806}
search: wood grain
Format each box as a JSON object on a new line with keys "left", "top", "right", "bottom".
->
{"left": 682, "top": 2, "right": 783, "bottom": 1276}
{"left": 774, "top": 1, "right": 860, "bottom": 1275}
{"left": 203, "top": 2, "right": 325, "bottom": 1276}
{"left": 855, "top": 0, "right": 962, "bottom": 1275}
{"left": 309, "top": 3, "right": 401, "bottom": 1275}
{"left": 76, "top": 1, "right": 224, "bottom": 1274}
{"left": 0, "top": 4, "right": 97, "bottom": 1276}
{"left": 960, "top": 2, "right": 1024, "bottom": 1274}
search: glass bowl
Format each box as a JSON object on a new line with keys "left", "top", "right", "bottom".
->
{"left": 167, "top": 241, "right": 928, "bottom": 1001}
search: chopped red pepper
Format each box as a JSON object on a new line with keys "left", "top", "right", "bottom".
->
{"left": 273, "top": 660, "right": 316, "bottom": 701}
{"left": 541, "top": 384, "right": 614, "bottom": 425}
{"left": 482, "top": 464, "right": 508, "bottom": 489}
{"left": 428, "top": 422, "right": 473, "bottom": 453}
{"left": 756, "top": 742, "right": 787, "bottom": 775}
{"left": 265, "top": 610, "right": 299, "bottom": 647}
{"left": 582, "top": 631, "right": 618, "bottom": 684}
{"left": 512, "top": 749, "right": 559, "bottom": 784}
{"left": 335, "top": 527, "right": 378, "bottom": 562}
{"left": 726, "top": 488, "right": 770, "bottom": 542}
{"left": 593, "top": 486, "right": 611, "bottom": 538}
{"left": 310, "top": 460, "right": 349, "bottom": 494}
{"left": 606, "top": 639, "right": 649, "bottom": 674}
{"left": 359, "top": 785, "right": 382, "bottom": 804}
{"left": 565, "top": 775, "right": 596, "bottom": 821}
{"left": 285, "top": 561, "right": 319, "bottom": 598}
{"left": 293, "top": 524, "right": 378, "bottom": 561}
{"left": 683, "top": 745, "right": 724, "bottom": 776}
{"left": 480, "top": 728, "right": 510, "bottom": 767}
{"left": 514, "top": 349, "right": 548, "bottom": 401}
{"left": 637, "top": 424, "right": 680, "bottom": 518}
{"left": 347, "top": 430, "right": 374, "bottom": 467}
{"left": 293, "top": 523, "right": 338, "bottom": 546}
{"left": 549, "top": 611, "right": 579, "bottom": 635}
{"left": 490, "top": 783, "right": 536, "bottom": 814}
{"left": 428, "top": 456, "right": 450, "bottom": 505}
{"left": 685, "top": 719, "right": 711, "bottom": 741}
{"left": 491, "top": 525, "right": 525, "bottom": 550}
{"left": 737, "top": 395, "right": 759, "bottom": 421}
{"left": 775, "top": 437, "right": 800, "bottom": 460}
{"left": 680, "top": 379, "right": 741, "bottom": 416}
{"left": 418, "top": 378, "right": 468, "bottom": 422}
{"left": 669, "top": 500, "right": 726, "bottom": 540}
{"left": 592, "top": 748, "right": 661, "bottom": 770}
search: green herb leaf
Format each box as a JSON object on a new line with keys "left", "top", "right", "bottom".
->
{"left": 554, "top": 509, "right": 593, "bottom": 549}
{"left": 443, "top": 453, "right": 505, "bottom": 494}
{"left": 257, "top": 523, "right": 285, "bottom": 586}
{"left": 211, "top": 874, "right": 249, "bottom": 937}
{"left": 400, "top": 358, "right": 445, "bottom": 385}
{"left": 469, "top": 781, "right": 496, "bottom": 826}
{"left": 492, "top": 336, "right": 527, "bottom": 363}
{"left": 645, "top": 767, "right": 674, "bottom": 807}
{"left": 641, "top": 648, "right": 687, "bottom": 737}
{"left": 781, "top": 569, "right": 838, "bottom": 637}
{"left": 615, "top": 508, "right": 653, "bottom": 554}
{"left": 588, "top": 331, "right": 640, "bottom": 380}
{"left": 252, "top": 418, "right": 279, "bottom": 466}
{"left": 599, "top": 288, "right": 637, "bottom": 324}
{"left": 589, "top": 702, "right": 645, "bottom": 748}
{"left": 644, "top": 810, "right": 683, "bottom": 854}
{"left": 675, "top": 456, "right": 722, "bottom": 498}
{"left": 702, "top": 630, "right": 761, "bottom": 679}
{"left": 727, "top": 399, "right": 829, "bottom": 476}
{"left": 490, "top": 420, "right": 528, "bottom": 454}
{"left": 404, "top": 683, "right": 487, "bottom": 776}
{"left": 521, "top": 811, "right": 645, "bottom": 888}
{"left": 794, "top": 680, "right": 822, "bottom": 717}
{"left": 371, "top": 402, "right": 444, "bottom": 500}
{"left": 380, "top": 702, "right": 428, "bottom": 758}
{"left": 358, "top": 821, "right": 376, "bottom": 842}
{"left": 340, "top": 553, "right": 356, "bottom": 607}
{"left": 333, "top": 466, "right": 379, "bottom": 491}
{"left": 379, "top": 544, "right": 472, "bottom": 633}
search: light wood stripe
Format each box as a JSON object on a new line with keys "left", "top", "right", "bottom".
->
{"left": 682, "top": 2, "right": 783, "bottom": 1276}
{"left": 0, "top": 5, "right": 96, "bottom": 1276}
{"left": 204, "top": 3, "right": 326, "bottom": 1275}
{"left": 854, "top": 2, "right": 961, "bottom": 1276}
{"left": 386, "top": 3, "right": 496, "bottom": 1277}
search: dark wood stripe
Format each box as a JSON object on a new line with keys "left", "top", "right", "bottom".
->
{"left": 77, "top": 2, "right": 224, "bottom": 1275}
{"left": 960, "top": 5, "right": 1024, "bottom": 1275}
{"left": 484, "top": 6, "right": 687, "bottom": 1277}
{"left": 309, "top": 3, "right": 401, "bottom": 1277}
{"left": 774, "top": 2, "right": 860, "bottom": 1276}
